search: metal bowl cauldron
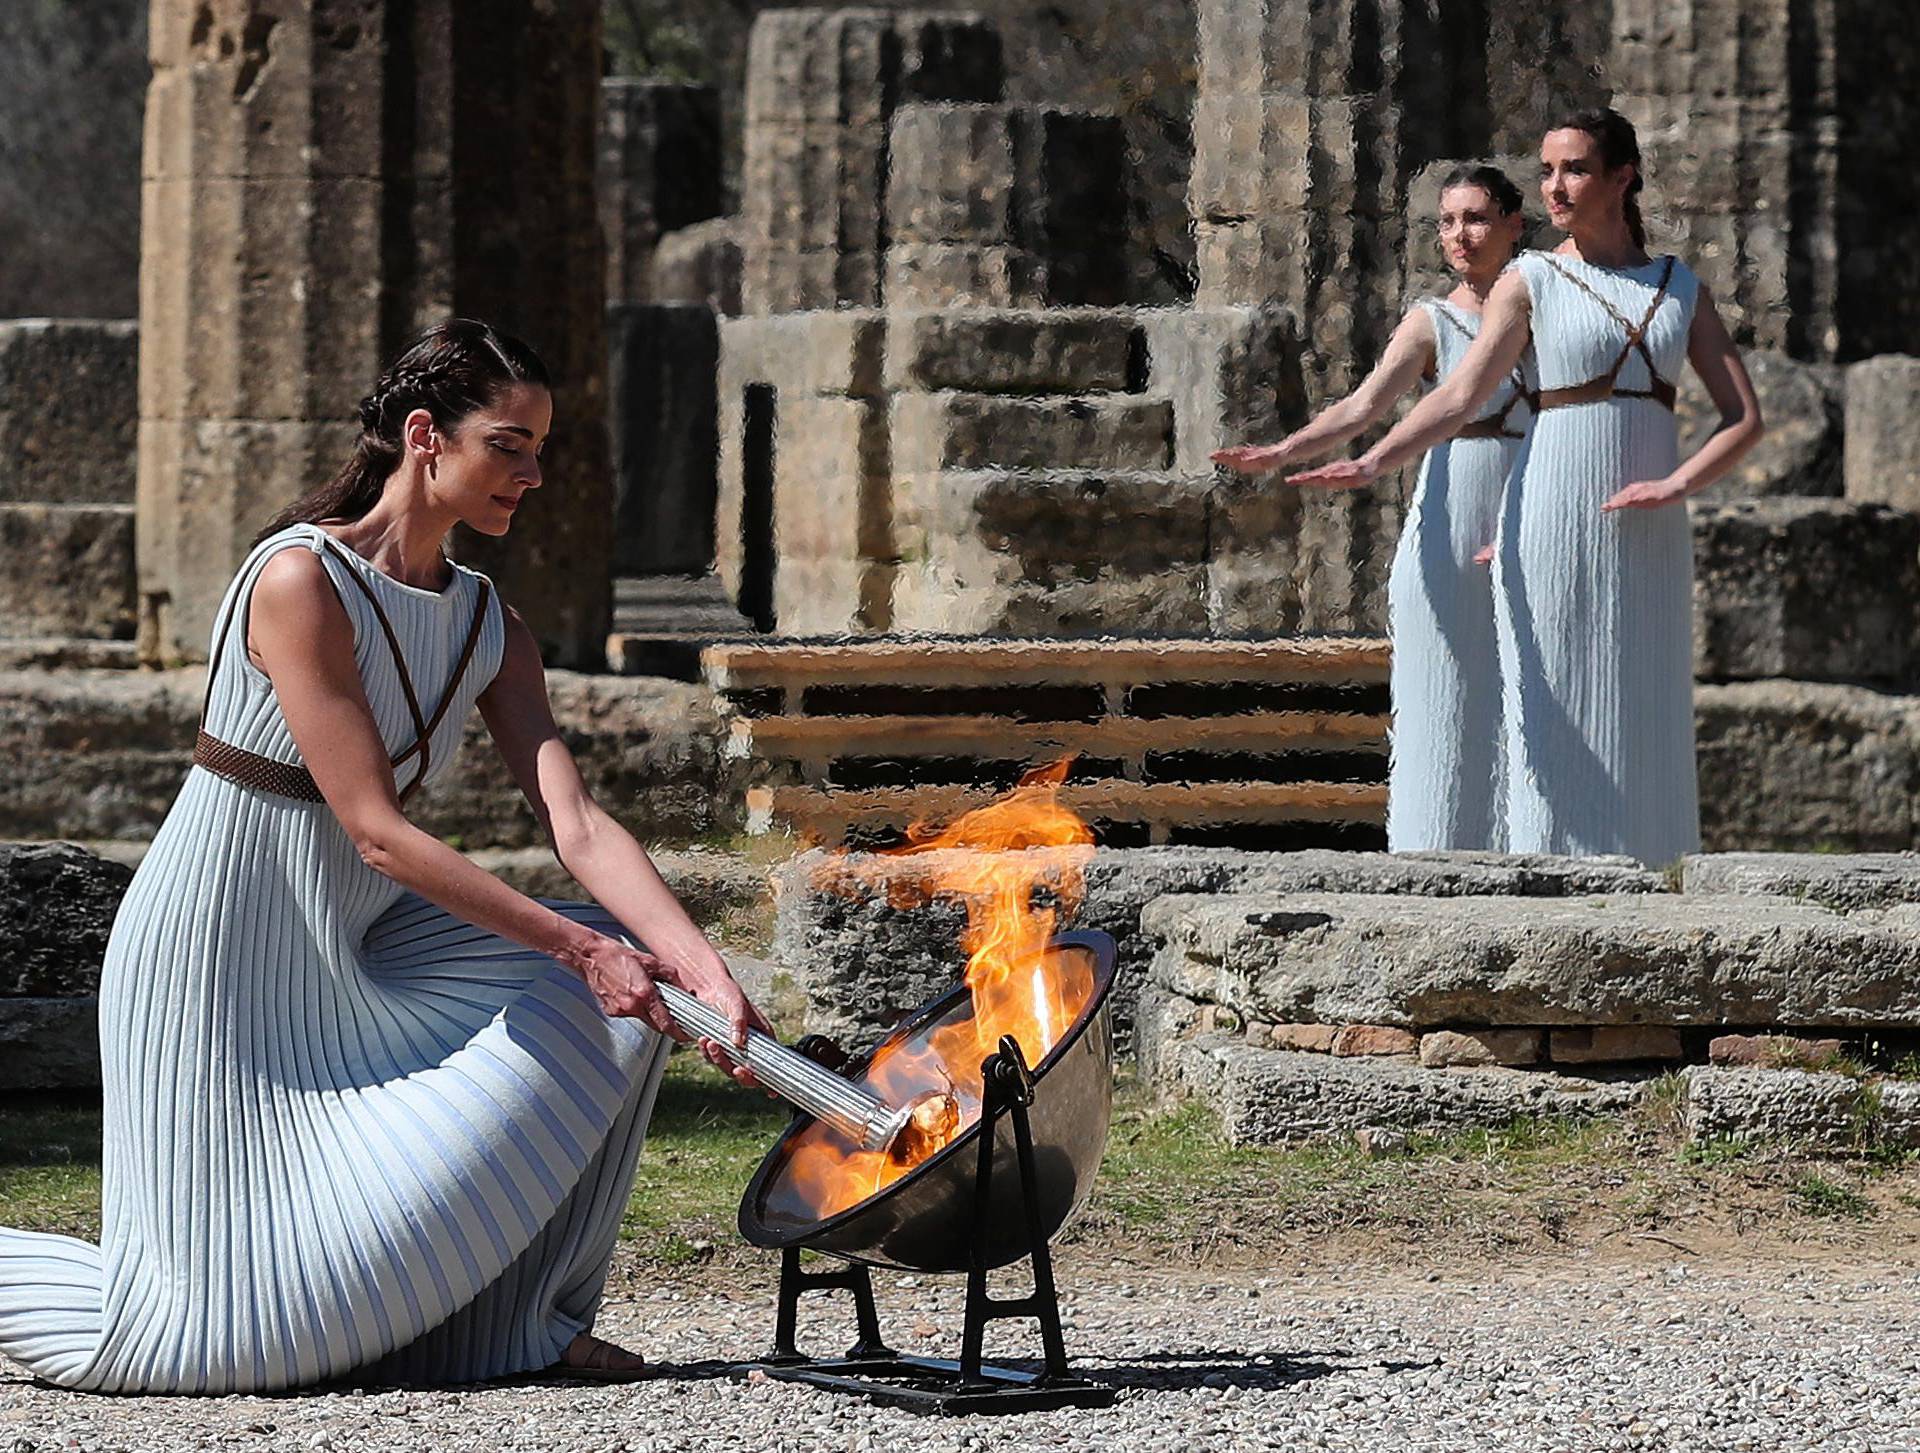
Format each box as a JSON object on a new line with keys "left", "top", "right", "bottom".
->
{"left": 738, "top": 930, "right": 1116, "bottom": 1273}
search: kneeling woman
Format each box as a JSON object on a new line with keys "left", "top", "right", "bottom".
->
{"left": 1215, "top": 164, "right": 1534, "bottom": 850}
{"left": 0, "top": 320, "right": 766, "bottom": 1391}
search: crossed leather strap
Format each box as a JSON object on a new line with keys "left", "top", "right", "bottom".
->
{"left": 1428, "top": 303, "right": 1534, "bottom": 440}
{"left": 193, "top": 539, "right": 492, "bottom": 807}
{"left": 1533, "top": 254, "right": 1679, "bottom": 412}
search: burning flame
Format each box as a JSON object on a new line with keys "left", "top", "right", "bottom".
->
{"left": 778, "top": 761, "right": 1097, "bottom": 1219}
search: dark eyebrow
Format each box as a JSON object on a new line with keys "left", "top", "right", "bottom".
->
{"left": 492, "top": 425, "right": 536, "bottom": 439}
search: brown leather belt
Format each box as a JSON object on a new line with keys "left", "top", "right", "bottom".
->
{"left": 194, "top": 537, "right": 492, "bottom": 808}
{"left": 1534, "top": 376, "right": 1677, "bottom": 412}
{"left": 1455, "top": 414, "right": 1530, "bottom": 440}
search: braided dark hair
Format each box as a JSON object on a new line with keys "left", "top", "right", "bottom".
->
{"left": 1439, "top": 162, "right": 1525, "bottom": 218}
{"left": 256, "top": 318, "right": 551, "bottom": 542}
{"left": 1549, "top": 106, "right": 1647, "bottom": 249}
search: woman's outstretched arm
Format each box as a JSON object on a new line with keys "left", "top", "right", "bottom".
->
{"left": 1211, "top": 307, "right": 1437, "bottom": 475}
{"left": 248, "top": 551, "right": 764, "bottom": 1074}
{"left": 1286, "top": 271, "right": 1533, "bottom": 489}
{"left": 1602, "top": 283, "right": 1765, "bottom": 511}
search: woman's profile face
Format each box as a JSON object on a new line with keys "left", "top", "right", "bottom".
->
{"left": 410, "top": 382, "right": 553, "bottom": 537}
{"left": 1436, "top": 184, "right": 1522, "bottom": 277}
{"left": 1539, "top": 128, "right": 1630, "bottom": 236}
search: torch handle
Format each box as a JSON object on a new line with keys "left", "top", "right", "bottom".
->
{"left": 655, "top": 982, "right": 908, "bottom": 1153}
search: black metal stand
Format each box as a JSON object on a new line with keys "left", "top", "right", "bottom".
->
{"left": 730, "top": 1036, "right": 1115, "bottom": 1415}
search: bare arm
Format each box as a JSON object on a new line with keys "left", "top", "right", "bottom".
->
{"left": 1211, "top": 308, "right": 1437, "bottom": 475}
{"left": 248, "top": 553, "right": 762, "bottom": 1072}
{"left": 1602, "top": 283, "right": 1766, "bottom": 511}
{"left": 1286, "top": 271, "right": 1533, "bottom": 489}
{"left": 476, "top": 605, "right": 771, "bottom": 1053}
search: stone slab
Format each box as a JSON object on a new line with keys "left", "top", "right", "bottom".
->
{"left": 1844, "top": 355, "right": 1920, "bottom": 514}
{"left": 1680, "top": 1065, "right": 1918, "bottom": 1152}
{"left": 0, "top": 996, "right": 100, "bottom": 1089}
{"left": 1694, "top": 681, "right": 1920, "bottom": 852}
{"left": 1419, "top": 1028, "right": 1543, "bottom": 1068}
{"left": 0, "top": 842, "right": 131, "bottom": 996}
{"left": 0, "top": 503, "right": 136, "bottom": 640}
{"left": 1145, "top": 890, "right": 1920, "bottom": 1030}
{"left": 648, "top": 218, "right": 743, "bottom": 317}
{"left": 773, "top": 846, "right": 1667, "bottom": 1051}
{"left": 890, "top": 392, "right": 1174, "bottom": 474}
{"left": 1690, "top": 499, "right": 1919, "bottom": 685}
{"left": 0, "top": 668, "right": 736, "bottom": 847}
{"left": 0, "top": 320, "right": 138, "bottom": 504}
{"left": 1683, "top": 852, "right": 1920, "bottom": 912}
{"left": 1158, "top": 1033, "right": 1645, "bottom": 1147}
{"left": 883, "top": 312, "right": 1136, "bottom": 394}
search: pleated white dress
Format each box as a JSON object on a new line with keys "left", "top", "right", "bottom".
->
{"left": 1385, "top": 299, "right": 1534, "bottom": 851}
{"left": 1495, "top": 251, "right": 1702, "bottom": 865}
{"left": 0, "top": 523, "right": 669, "bottom": 1393}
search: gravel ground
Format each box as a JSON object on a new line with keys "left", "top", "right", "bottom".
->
{"left": 3, "top": 1252, "right": 1915, "bottom": 1452}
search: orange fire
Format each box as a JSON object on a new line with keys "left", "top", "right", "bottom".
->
{"left": 781, "top": 761, "right": 1097, "bottom": 1219}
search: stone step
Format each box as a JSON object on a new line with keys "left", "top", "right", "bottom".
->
{"left": 607, "top": 572, "right": 759, "bottom": 680}
{"left": 0, "top": 503, "right": 135, "bottom": 639}
{"left": 1149, "top": 1031, "right": 1648, "bottom": 1147}
{"left": 890, "top": 469, "right": 1211, "bottom": 635}
{"left": 882, "top": 311, "right": 1141, "bottom": 394}
{"left": 1144, "top": 891, "right": 1920, "bottom": 1031}
{"left": 774, "top": 845, "right": 1670, "bottom": 1052}
{"left": 0, "top": 637, "right": 140, "bottom": 669}
{"left": 1683, "top": 851, "right": 1920, "bottom": 911}
{"left": 892, "top": 391, "right": 1175, "bottom": 473}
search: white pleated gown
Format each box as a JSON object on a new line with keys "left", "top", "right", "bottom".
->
{"left": 1385, "top": 299, "right": 1533, "bottom": 851}
{"left": 0, "top": 523, "right": 669, "bottom": 1392}
{"left": 1495, "top": 252, "right": 1702, "bottom": 865}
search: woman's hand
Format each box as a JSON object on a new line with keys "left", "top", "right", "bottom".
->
{"left": 656, "top": 950, "right": 776, "bottom": 1089}
{"left": 1210, "top": 442, "right": 1296, "bottom": 474}
{"left": 573, "top": 935, "right": 683, "bottom": 1037}
{"left": 1285, "top": 455, "right": 1385, "bottom": 490}
{"left": 1601, "top": 477, "right": 1689, "bottom": 512}
{"left": 1472, "top": 544, "right": 1495, "bottom": 566}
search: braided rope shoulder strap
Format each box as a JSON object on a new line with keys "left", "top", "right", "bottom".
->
{"left": 1534, "top": 254, "right": 1679, "bottom": 409}
{"left": 1429, "top": 300, "right": 1535, "bottom": 439}
{"left": 192, "top": 535, "right": 493, "bottom": 807}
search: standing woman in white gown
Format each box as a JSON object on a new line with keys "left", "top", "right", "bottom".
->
{"left": 1214, "top": 165, "right": 1534, "bottom": 850}
{"left": 1290, "top": 109, "right": 1765, "bottom": 865}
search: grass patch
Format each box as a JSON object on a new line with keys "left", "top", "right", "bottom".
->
{"left": 1679, "top": 1135, "right": 1752, "bottom": 1168}
{"left": 0, "top": 1093, "right": 105, "bottom": 1240}
{"left": 1789, "top": 1172, "right": 1876, "bottom": 1220}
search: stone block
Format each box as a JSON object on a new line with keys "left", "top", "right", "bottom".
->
{"left": 1683, "top": 852, "right": 1920, "bottom": 912}
{"left": 1144, "top": 890, "right": 1920, "bottom": 1031}
{"left": 1189, "top": 93, "right": 1312, "bottom": 225}
{"left": 768, "top": 395, "right": 889, "bottom": 634}
{"left": 649, "top": 218, "right": 744, "bottom": 317}
{"left": 743, "top": 120, "right": 887, "bottom": 254}
{"left": 720, "top": 312, "right": 887, "bottom": 402}
{"left": 1268, "top": 1023, "right": 1340, "bottom": 1053}
{"left": 1158, "top": 1035, "right": 1644, "bottom": 1147}
{"left": 741, "top": 247, "right": 882, "bottom": 316}
{"left": 1208, "top": 477, "right": 1399, "bottom": 636}
{"left": 1677, "top": 350, "right": 1842, "bottom": 499}
{"left": 0, "top": 997, "right": 101, "bottom": 1090}
{"left": 774, "top": 846, "right": 1667, "bottom": 1051}
{"left": 0, "top": 321, "right": 138, "bottom": 504}
{"left": 890, "top": 393, "right": 1174, "bottom": 475}
{"left": 1139, "top": 306, "right": 1309, "bottom": 476}
{"left": 1694, "top": 681, "right": 1920, "bottom": 852}
{"left": 1681, "top": 1065, "right": 1873, "bottom": 1151}
{"left": 744, "top": 10, "right": 1001, "bottom": 129}
{"left": 1331, "top": 1025, "right": 1418, "bottom": 1058}
{"left": 599, "top": 80, "right": 723, "bottom": 302}
{"left": 1708, "top": 1034, "right": 1845, "bottom": 1070}
{"left": 883, "top": 311, "right": 1138, "bottom": 394}
{"left": 1419, "top": 1029, "right": 1544, "bottom": 1068}
{"left": 1844, "top": 355, "right": 1920, "bottom": 513}
{"left": 0, "top": 843, "right": 132, "bottom": 996}
{"left": 884, "top": 244, "right": 1039, "bottom": 311}
{"left": 0, "top": 504, "right": 135, "bottom": 640}
{"left": 1691, "top": 499, "right": 1920, "bottom": 685}
{"left": 889, "top": 470, "right": 1212, "bottom": 638}
{"left": 607, "top": 304, "right": 719, "bottom": 576}
{"left": 1549, "top": 1026, "right": 1684, "bottom": 1065}
{"left": 887, "top": 104, "right": 1018, "bottom": 245}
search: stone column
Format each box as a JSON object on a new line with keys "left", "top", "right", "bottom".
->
{"left": 599, "top": 79, "right": 723, "bottom": 304}
{"left": 139, "top": 0, "right": 610, "bottom": 666}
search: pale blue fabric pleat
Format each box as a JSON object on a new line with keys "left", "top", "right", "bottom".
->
{"left": 1385, "top": 299, "right": 1534, "bottom": 851}
{"left": 0, "top": 524, "right": 668, "bottom": 1392}
{"left": 1494, "top": 252, "right": 1702, "bottom": 867}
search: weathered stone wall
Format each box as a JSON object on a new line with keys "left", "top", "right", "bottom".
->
{"left": 139, "top": 1, "right": 612, "bottom": 668}
{"left": 599, "top": 80, "right": 724, "bottom": 304}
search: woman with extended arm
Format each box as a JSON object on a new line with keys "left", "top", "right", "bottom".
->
{"left": 1290, "top": 109, "right": 1765, "bottom": 865}
{"left": 1215, "top": 166, "right": 1533, "bottom": 850}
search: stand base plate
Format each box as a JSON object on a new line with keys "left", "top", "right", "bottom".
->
{"left": 730, "top": 1355, "right": 1116, "bottom": 1415}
